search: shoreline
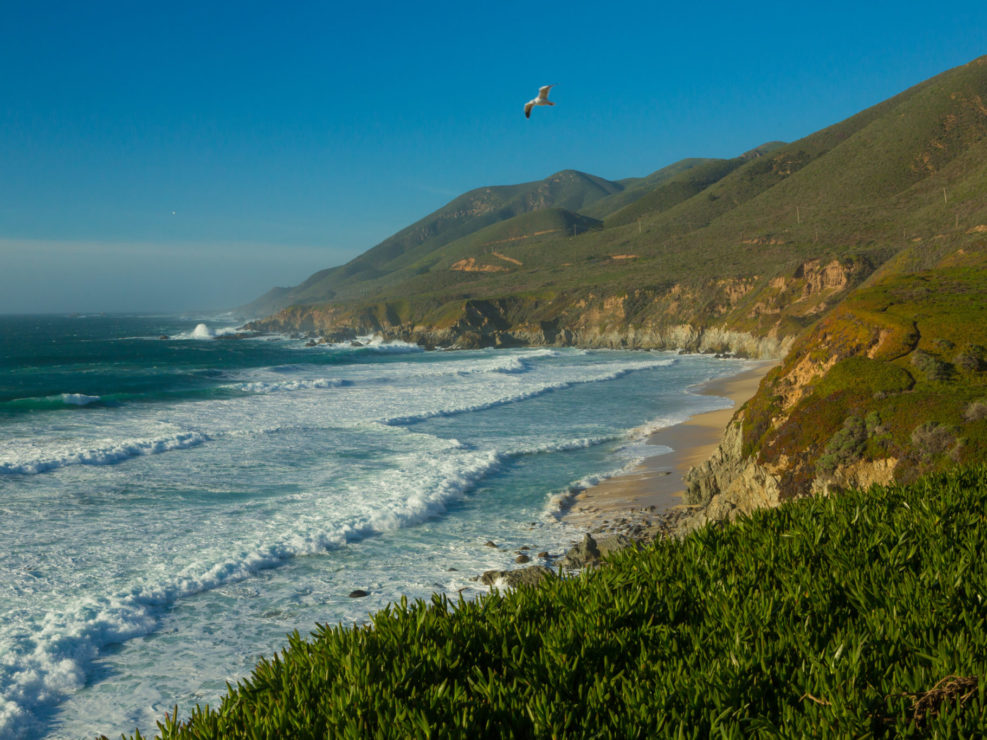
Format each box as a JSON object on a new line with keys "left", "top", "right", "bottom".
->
{"left": 561, "top": 360, "right": 777, "bottom": 535}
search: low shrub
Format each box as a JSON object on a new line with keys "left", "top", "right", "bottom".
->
{"left": 910, "top": 350, "right": 953, "bottom": 382}
{"left": 910, "top": 421, "right": 959, "bottom": 459}
{"left": 963, "top": 399, "right": 987, "bottom": 423}
{"left": 817, "top": 415, "right": 867, "bottom": 474}
{"left": 955, "top": 349, "right": 986, "bottom": 373}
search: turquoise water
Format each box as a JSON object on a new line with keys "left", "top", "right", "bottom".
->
{"left": 0, "top": 315, "right": 746, "bottom": 739}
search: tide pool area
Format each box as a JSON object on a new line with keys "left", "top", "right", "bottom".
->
{"left": 0, "top": 314, "right": 745, "bottom": 739}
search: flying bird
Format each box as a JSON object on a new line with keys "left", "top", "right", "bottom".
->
{"left": 524, "top": 85, "right": 555, "bottom": 119}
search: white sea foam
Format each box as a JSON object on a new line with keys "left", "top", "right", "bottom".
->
{"left": 383, "top": 357, "right": 675, "bottom": 425}
{"left": 1, "top": 355, "right": 675, "bottom": 480}
{"left": 396, "top": 352, "right": 544, "bottom": 379}
{"left": 0, "top": 432, "right": 209, "bottom": 475}
{"left": 226, "top": 348, "right": 617, "bottom": 396}
{"left": 191, "top": 323, "right": 214, "bottom": 339}
{"left": 510, "top": 432, "right": 622, "bottom": 457}
{"left": 233, "top": 378, "right": 352, "bottom": 394}
{"left": 167, "top": 323, "right": 242, "bottom": 340}
{"left": 321, "top": 335, "right": 423, "bottom": 354}
{"left": 544, "top": 467, "right": 632, "bottom": 515}
{"left": 60, "top": 393, "right": 101, "bottom": 406}
{"left": 493, "top": 349, "right": 559, "bottom": 374}
{"left": 0, "top": 436, "right": 502, "bottom": 739}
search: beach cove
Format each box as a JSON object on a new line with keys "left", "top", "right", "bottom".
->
{"left": 565, "top": 361, "right": 776, "bottom": 528}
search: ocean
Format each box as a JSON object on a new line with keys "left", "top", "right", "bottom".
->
{"left": 0, "top": 314, "right": 747, "bottom": 739}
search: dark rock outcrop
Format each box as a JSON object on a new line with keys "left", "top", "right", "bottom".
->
{"left": 559, "top": 532, "right": 634, "bottom": 569}
{"left": 480, "top": 566, "right": 554, "bottom": 588}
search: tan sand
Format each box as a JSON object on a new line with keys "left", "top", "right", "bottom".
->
{"left": 564, "top": 361, "right": 777, "bottom": 526}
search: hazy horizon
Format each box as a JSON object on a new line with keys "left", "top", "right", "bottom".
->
{"left": 3, "top": 0, "right": 986, "bottom": 314}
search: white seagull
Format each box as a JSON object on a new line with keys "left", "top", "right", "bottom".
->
{"left": 524, "top": 84, "right": 555, "bottom": 119}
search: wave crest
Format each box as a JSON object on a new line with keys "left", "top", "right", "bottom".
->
{"left": 0, "top": 432, "right": 209, "bottom": 475}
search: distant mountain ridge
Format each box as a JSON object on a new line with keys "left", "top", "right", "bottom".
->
{"left": 240, "top": 161, "right": 725, "bottom": 315}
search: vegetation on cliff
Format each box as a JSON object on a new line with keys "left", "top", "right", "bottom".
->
{"left": 741, "top": 251, "right": 987, "bottom": 499}
{"left": 132, "top": 466, "right": 987, "bottom": 738}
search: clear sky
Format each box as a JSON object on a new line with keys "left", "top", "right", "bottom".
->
{"left": 2, "top": 1, "right": 985, "bottom": 314}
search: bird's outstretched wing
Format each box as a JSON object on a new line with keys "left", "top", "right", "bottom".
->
{"left": 524, "top": 101, "right": 534, "bottom": 118}
{"left": 537, "top": 84, "right": 554, "bottom": 100}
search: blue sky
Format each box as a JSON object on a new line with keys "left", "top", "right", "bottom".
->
{"left": 2, "top": 1, "right": 985, "bottom": 313}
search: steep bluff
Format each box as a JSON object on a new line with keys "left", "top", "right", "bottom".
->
{"left": 247, "top": 257, "right": 870, "bottom": 360}
{"left": 678, "top": 250, "right": 987, "bottom": 530}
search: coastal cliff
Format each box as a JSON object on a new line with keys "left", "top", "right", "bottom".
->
{"left": 679, "top": 251, "right": 987, "bottom": 528}
{"left": 247, "top": 255, "right": 873, "bottom": 359}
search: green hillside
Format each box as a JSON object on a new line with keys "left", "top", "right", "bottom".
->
{"left": 242, "top": 169, "right": 625, "bottom": 314}
{"left": 603, "top": 142, "right": 786, "bottom": 228}
{"left": 242, "top": 161, "right": 746, "bottom": 315}
{"left": 577, "top": 157, "right": 720, "bottom": 220}
{"left": 320, "top": 208, "right": 604, "bottom": 304}
{"left": 245, "top": 57, "right": 987, "bottom": 334}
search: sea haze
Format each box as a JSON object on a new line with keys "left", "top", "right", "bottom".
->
{"left": 0, "top": 315, "right": 747, "bottom": 739}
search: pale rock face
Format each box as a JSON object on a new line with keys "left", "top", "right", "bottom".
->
{"left": 678, "top": 420, "right": 784, "bottom": 534}
{"left": 810, "top": 458, "right": 899, "bottom": 497}
{"left": 777, "top": 352, "right": 839, "bottom": 411}
{"left": 677, "top": 414, "right": 900, "bottom": 534}
{"left": 799, "top": 259, "right": 851, "bottom": 296}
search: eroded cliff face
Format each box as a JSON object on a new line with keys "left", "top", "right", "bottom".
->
{"left": 246, "top": 258, "right": 867, "bottom": 361}
{"left": 678, "top": 254, "right": 987, "bottom": 530}
{"left": 679, "top": 420, "right": 784, "bottom": 533}
{"left": 676, "top": 298, "right": 916, "bottom": 529}
{"left": 678, "top": 413, "right": 900, "bottom": 535}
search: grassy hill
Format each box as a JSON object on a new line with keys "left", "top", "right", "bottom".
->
{"left": 577, "top": 156, "right": 723, "bottom": 220}
{"left": 241, "top": 169, "right": 623, "bottom": 313}
{"left": 245, "top": 58, "right": 986, "bottom": 340}
{"left": 242, "top": 165, "right": 710, "bottom": 315}
{"left": 603, "top": 142, "right": 785, "bottom": 228}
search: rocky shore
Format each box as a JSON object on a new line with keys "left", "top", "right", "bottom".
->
{"left": 473, "top": 500, "right": 706, "bottom": 589}
{"left": 471, "top": 361, "right": 779, "bottom": 590}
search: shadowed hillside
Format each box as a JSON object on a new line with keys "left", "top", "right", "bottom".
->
{"left": 243, "top": 166, "right": 707, "bottom": 315}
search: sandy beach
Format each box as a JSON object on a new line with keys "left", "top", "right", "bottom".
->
{"left": 564, "top": 360, "right": 777, "bottom": 528}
